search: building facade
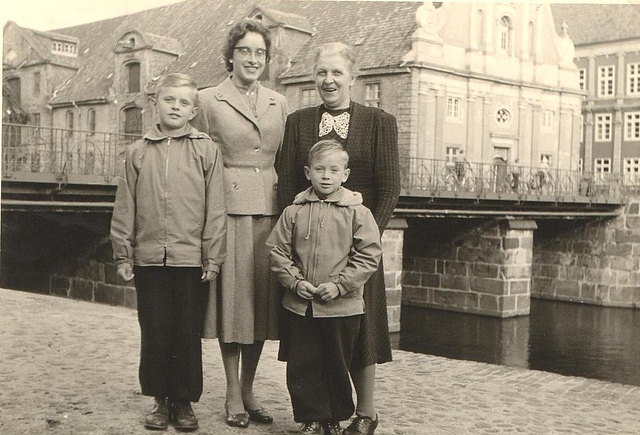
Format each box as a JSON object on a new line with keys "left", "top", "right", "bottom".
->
{"left": 3, "top": 0, "right": 581, "bottom": 173}
{"left": 552, "top": 4, "right": 640, "bottom": 179}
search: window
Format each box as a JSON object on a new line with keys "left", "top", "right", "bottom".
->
{"left": 628, "top": 63, "right": 640, "bottom": 95}
{"left": 623, "top": 158, "right": 640, "bottom": 182}
{"left": 87, "top": 109, "right": 96, "bottom": 135}
{"left": 578, "top": 69, "right": 586, "bottom": 91}
{"left": 578, "top": 158, "right": 583, "bottom": 173}
{"left": 498, "top": 16, "right": 512, "bottom": 54}
{"left": 445, "top": 146, "right": 459, "bottom": 162}
{"left": 625, "top": 112, "right": 640, "bottom": 141}
{"left": 300, "top": 88, "right": 316, "bottom": 108}
{"left": 32, "top": 113, "right": 41, "bottom": 137}
{"left": 595, "top": 114, "right": 612, "bottom": 141}
{"left": 540, "top": 154, "right": 552, "bottom": 166}
{"left": 52, "top": 40, "right": 76, "bottom": 54}
{"left": 66, "top": 110, "right": 74, "bottom": 136}
{"left": 594, "top": 158, "right": 611, "bottom": 173}
{"left": 365, "top": 83, "right": 380, "bottom": 108}
{"left": 33, "top": 72, "right": 41, "bottom": 96}
{"left": 126, "top": 62, "right": 141, "bottom": 93}
{"left": 7, "top": 77, "right": 21, "bottom": 104}
{"left": 598, "top": 66, "right": 615, "bottom": 97}
{"left": 542, "top": 110, "right": 555, "bottom": 131}
{"left": 496, "top": 108, "right": 511, "bottom": 125}
{"left": 446, "top": 97, "right": 461, "bottom": 120}
{"left": 124, "top": 107, "right": 143, "bottom": 135}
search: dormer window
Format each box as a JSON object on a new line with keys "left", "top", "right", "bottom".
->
{"left": 52, "top": 40, "right": 77, "bottom": 56}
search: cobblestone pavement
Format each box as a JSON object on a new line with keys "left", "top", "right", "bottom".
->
{"left": 1, "top": 288, "right": 640, "bottom": 435}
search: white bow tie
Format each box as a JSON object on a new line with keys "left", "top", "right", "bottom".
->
{"left": 319, "top": 111, "right": 350, "bottom": 139}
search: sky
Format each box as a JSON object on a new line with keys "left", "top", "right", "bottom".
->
{"left": 2, "top": 0, "right": 186, "bottom": 31}
{"left": 1, "top": 0, "right": 637, "bottom": 32}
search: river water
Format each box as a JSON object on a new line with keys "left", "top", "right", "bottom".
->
{"left": 393, "top": 299, "right": 640, "bottom": 386}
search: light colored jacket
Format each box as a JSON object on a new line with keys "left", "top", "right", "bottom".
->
{"left": 110, "top": 123, "right": 227, "bottom": 273}
{"left": 192, "top": 77, "right": 288, "bottom": 215}
{"left": 267, "top": 187, "right": 381, "bottom": 318}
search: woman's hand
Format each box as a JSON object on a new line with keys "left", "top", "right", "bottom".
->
{"left": 201, "top": 270, "right": 217, "bottom": 282}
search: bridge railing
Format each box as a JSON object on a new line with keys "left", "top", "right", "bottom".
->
{"left": 2, "top": 123, "right": 140, "bottom": 183}
{"left": 400, "top": 157, "right": 628, "bottom": 201}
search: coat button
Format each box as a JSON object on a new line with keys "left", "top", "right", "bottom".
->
{"left": 254, "top": 168, "right": 260, "bottom": 173}
{"left": 255, "top": 148, "right": 260, "bottom": 152}
{"left": 273, "top": 184, "right": 278, "bottom": 190}
{"left": 232, "top": 182, "right": 238, "bottom": 189}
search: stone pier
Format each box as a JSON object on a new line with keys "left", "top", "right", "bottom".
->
{"left": 402, "top": 218, "right": 535, "bottom": 318}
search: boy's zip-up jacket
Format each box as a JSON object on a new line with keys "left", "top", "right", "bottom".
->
{"left": 110, "top": 123, "right": 227, "bottom": 273}
{"left": 267, "top": 187, "right": 381, "bottom": 318}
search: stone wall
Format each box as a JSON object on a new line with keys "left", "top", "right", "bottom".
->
{"left": 532, "top": 200, "right": 640, "bottom": 308}
{"left": 402, "top": 217, "right": 534, "bottom": 318}
{"left": 382, "top": 218, "right": 407, "bottom": 333}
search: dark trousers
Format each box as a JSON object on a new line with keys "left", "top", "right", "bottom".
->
{"left": 283, "top": 306, "right": 361, "bottom": 423}
{"left": 134, "top": 266, "right": 208, "bottom": 402}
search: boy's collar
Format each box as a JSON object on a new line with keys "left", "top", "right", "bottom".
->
{"left": 144, "top": 123, "right": 198, "bottom": 141}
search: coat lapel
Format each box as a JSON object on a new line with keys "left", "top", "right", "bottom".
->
{"left": 214, "top": 77, "right": 259, "bottom": 128}
{"left": 345, "top": 101, "right": 368, "bottom": 152}
{"left": 255, "top": 83, "right": 276, "bottom": 122}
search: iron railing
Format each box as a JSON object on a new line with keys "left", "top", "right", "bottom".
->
{"left": 0, "top": 123, "right": 633, "bottom": 201}
{"left": 2, "top": 123, "right": 140, "bottom": 183}
{"left": 400, "top": 157, "right": 629, "bottom": 201}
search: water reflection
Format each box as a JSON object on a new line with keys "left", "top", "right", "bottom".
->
{"left": 395, "top": 299, "right": 640, "bottom": 386}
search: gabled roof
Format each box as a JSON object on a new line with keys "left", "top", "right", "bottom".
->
{"left": 550, "top": 3, "right": 640, "bottom": 46}
{"left": 4, "top": 21, "right": 80, "bottom": 69}
{"left": 41, "top": 0, "right": 421, "bottom": 105}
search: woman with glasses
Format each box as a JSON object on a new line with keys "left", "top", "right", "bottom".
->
{"left": 276, "top": 42, "right": 400, "bottom": 435}
{"left": 192, "top": 18, "right": 288, "bottom": 429}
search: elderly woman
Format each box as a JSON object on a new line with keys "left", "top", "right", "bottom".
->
{"left": 192, "top": 18, "right": 288, "bottom": 429}
{"left": 276, "top": 42, "right": 400, "bottom": 435}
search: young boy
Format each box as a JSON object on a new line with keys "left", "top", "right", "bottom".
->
{"left": 267, "top": 140, "right": 382, "bottom": 435}
{"left": 110, "top": 73, "right": 226, "bottom": 432}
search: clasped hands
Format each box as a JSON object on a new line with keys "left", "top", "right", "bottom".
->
{"left": 296, "top": 280, "right": 340, "bottom": 302}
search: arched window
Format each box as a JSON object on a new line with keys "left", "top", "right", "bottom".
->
{"left": 498, "top": 16, "right": 512, "bottom": 54}
{"left": 124, "top": 107, "right": 143, "bottom": 136}
{"left": 66, "top": 110, "right": 75, "bottom": 137}
{"left": 476, "top": 10, "right": 485, "bottom": 48}
{"left": 87, "top": 109, "right": 96, "bottom": 135}
{"left": 126, "top": 62, "right": 141, "bottom": 93}
{"left": 7, "top": 77, "right": 21, "bottom": 105}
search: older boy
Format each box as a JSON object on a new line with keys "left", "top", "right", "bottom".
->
{"left": 111, "top": 73, "right": 226, "bottom": 432}
{"left": 267, "top": 140, "right": 381, "bottom": 435}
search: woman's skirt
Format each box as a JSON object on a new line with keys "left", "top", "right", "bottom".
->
{"left": 203, "top": 215, "right": 282, "bottom": 344}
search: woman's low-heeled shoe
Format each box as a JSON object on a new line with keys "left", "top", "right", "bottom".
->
{"left": 245, "top": 406, "right": 274, "bottom": 424}
{"left": 225, "top": 403, "right": 249, "bottom": 428}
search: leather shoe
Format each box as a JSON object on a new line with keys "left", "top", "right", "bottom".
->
{"left": 172, "top": 401, "right": 199, "bottom": 432}
{"left": 144, "top": 397, "right": 170, "bottom": 430}
{"left": 225, "top": 403, "right": 249, "bottom": 428}
{"left": 322, "top": 421, "right": 342, "bottom": 435}
{"left": 342, "top": 414, "right": 378, "bottom": 435}
{"left": 300, "top": 421, "right": 322, "bottom": 434}
{"left": 245, "top": 406, "right": 274, "bottom": 424}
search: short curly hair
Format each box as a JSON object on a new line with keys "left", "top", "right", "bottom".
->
{"left": 223, "top": 18, "right": 272, "bottom": 72}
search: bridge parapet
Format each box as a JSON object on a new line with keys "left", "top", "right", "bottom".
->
{"left": 2, "top": 123, "right": 140, "bottom": 184}
{"left": 400, "top": 156, "right": 629, "bottom": 203}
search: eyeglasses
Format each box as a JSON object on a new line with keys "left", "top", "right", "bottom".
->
{"left": 234, "top": 46, "right": 267, "bottom": 59}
